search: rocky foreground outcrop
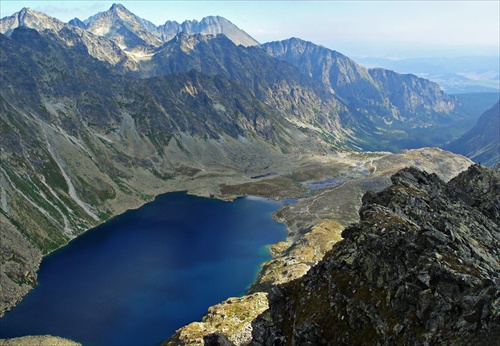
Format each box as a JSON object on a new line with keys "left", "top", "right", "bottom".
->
{"left": 250, "top": 165, "right": 499, "bottom": 345}
{"left": 0, "top": 335, "right": 81, "bottom": 346}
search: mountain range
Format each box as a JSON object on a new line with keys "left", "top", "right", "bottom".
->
{"left": 0, "top": 3, "right": 496, "bottom": 344}
{"left": 1, "top": 4, "right": 481, "bottom": 152}
{"left": 69, "top": 3, "right": 259, "bottom": 48}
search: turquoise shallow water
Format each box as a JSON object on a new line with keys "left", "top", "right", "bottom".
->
{"left": 0, "top": 192, "right": 287, "bottom": 346}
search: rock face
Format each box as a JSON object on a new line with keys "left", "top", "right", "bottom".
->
{"left": 446, "top": 100, "right": 500, "bottom": 167}
{"left": 162, "top": 149, "right": 473, "bottom": 345}
{"left": 253, "top": 165, "right": 500, "bottom": 345}
{"left": 165, "top": 293, "right": 269, "bottom": 346}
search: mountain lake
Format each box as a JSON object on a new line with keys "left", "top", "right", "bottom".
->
{"left": 0, "top": 192, "right": 288, "bottom": 345}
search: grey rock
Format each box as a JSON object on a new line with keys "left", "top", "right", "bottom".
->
{"left": 204, "top": 333, "right": 235, "bottom": 346}
{"left": 254, "top": 165, "right": 500, "bottom": 345}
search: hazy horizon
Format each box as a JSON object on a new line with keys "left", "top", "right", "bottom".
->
{"left": 1, "top": 0, "right": 499, "bottom": 59}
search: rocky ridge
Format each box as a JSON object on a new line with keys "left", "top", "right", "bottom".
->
{"left": 1, "top": 5, "right": 257, "bottom": 70}
{"left": 250, "top": 165, "right": 499, "bottom": 345}
{"left": 261, "top": 38, "right": 471, "bottom": 150}
{"left": 261, "top": 38, "right": 457, "bottom": 122}
{"left": 71, "top": 4, "right": 258, "bottom": 48}
{"left": 151, "top": 15, "right": 259, "bottom": 47}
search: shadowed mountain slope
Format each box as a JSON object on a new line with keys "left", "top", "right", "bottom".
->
{"left": 446, "top": 101, "right": 500, "bottom": 166}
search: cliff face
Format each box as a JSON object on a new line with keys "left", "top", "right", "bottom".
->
{"left": 253, "top": 165, "right": 500, "bottom": 345}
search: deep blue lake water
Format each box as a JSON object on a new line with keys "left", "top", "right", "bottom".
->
{"left": 0, "top": 192, "right": 287, "bottom": 346}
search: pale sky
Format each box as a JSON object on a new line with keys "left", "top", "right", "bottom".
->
{"left": 1, "top": 1, "right": 499, "bottom": 58}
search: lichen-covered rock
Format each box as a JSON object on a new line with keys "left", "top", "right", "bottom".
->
{"left": 165, "top": 293, "right": 269, "bottom": 346}
{"left": 0, "top": 335, "right": 81, "bottom": 346}
{"left": 249, "top": 219, "right": 344, "bottom": 293}
{"left": 253, "top": 165, "right": 500, "bottom": 345}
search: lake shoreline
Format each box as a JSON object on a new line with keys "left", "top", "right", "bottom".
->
{"left": 0, "top": 190, "right": 289, "bottom": 345}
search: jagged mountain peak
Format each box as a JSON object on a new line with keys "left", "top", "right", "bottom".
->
{"left": 110, "top": 3, "right": 127, "bottom": 11}
{"left": 74, "top": 3, "right": 258, "bottom": 49}
{"left": 82, "top": 3, "right": 162, "bottom": 50}
{"left": 83, "top": 3, "right": 136, "bottom": 25}
{"left": 0, "top": 6, "right": 66, "bottom": 36}
{"left": 17, "top": 7, "right": 30, "bottom": 15}
{"left": 2, "top": 4, "right": 258, "bottom": 52}
{"left": 105, "top": 2, "right": 140, "bottom": 20}
{"left": 157, "top": 15, "right": 259, "bottom": 47}
{"left": 0, "top": 8, "right": 136, "bottom": 68}
{"left": 68, "top": 17, "right": 86, "bottom": 29}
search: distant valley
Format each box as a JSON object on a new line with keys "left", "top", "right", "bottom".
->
{"left": 0, "top": 3, "right": 498, "bottom": 345}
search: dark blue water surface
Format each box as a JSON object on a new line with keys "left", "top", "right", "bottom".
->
{"left": 0, "top": 192, "right": 287, "bottom": 346}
